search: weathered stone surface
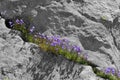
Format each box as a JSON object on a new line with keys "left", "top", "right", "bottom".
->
{"left": 0, "top": 0, "right": 120, "bottom": 80}
{"left": 0, "top": 18, "right": 103, "bottom": 80}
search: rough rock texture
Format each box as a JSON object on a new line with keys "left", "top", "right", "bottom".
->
{"left": 0, "top": 18, "right": 103, "bottom": 80}
{"left": 0, "top": 0, "right": 120, "bottom": 80}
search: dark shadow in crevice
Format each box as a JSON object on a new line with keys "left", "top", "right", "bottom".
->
{"left": 73, "top": 0, "right": 84, "bottom": 3}
{"left": 5, "top": 19, "right": 14, "bottom": 29}
{"left": 4, "top": 15, "right": 35, "bottom": 42}
{"left": 78, "top": 11, "right": 98, "bottom": 22}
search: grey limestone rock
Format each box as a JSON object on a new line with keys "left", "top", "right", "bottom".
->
{"left": 0, "top": 18, "right": 104, "bottom": 80}
{"left": 0, "top": 0, "right": 120, "bottom": 80}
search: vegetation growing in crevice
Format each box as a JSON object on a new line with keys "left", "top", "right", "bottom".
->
{"left": 5, "top": 18, "right": 120, "bottom": 80}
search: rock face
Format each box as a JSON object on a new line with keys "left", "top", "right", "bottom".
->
{"left": 0, "top": 18, "right": 103, "bottom": 80}
{"left": 0, "top": 0, "right": 120, "bottom": 80}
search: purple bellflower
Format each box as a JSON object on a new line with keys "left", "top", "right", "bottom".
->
{"left": 104, "top": 67, "right": 116, "bottom": 75}
{"left": 72, "top": 45, "right": 81, "bottom": 53}
{"left": 104, "top": 67, "right": 111, "bottom": 74}
{"left": 16, "top": 19, "right": 20, "bottom": 24}
{"left": 117, "top": 71, "right": 120, "bottom": 78}
{"left": 15, "top": 19, "right": 24, "bottom": 24}
{"left": 111, "top": 68, "right": 115, "bottom": 74}
{"left": 30, "top": 26, "right": 35, "bottom": 33}
{"left": 9, "top": 21, "right": 14, "bottom": 27}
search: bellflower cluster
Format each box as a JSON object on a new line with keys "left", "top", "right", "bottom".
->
{"left": 16, "top": 19, "right": 24, "bottom": 24}
{"left": 49, "top": 36, "right": 62, "bottom": 47}
{"left": 8, "top": 19, "right": 24, "bottom": 28}
{"left": 72, "top": 45, "right": 81, "bottom": 53}
{"left": 104, "top": 67, "right": 115, "bottom": 75}
{"left": 104, "top": 67, "right": 120, "bottom": 78}
{"left": 37, "top": 33, "right": 49, "bottom": 40}
{"left": 46, "top": 35, "right": 82, "bottom": 55}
